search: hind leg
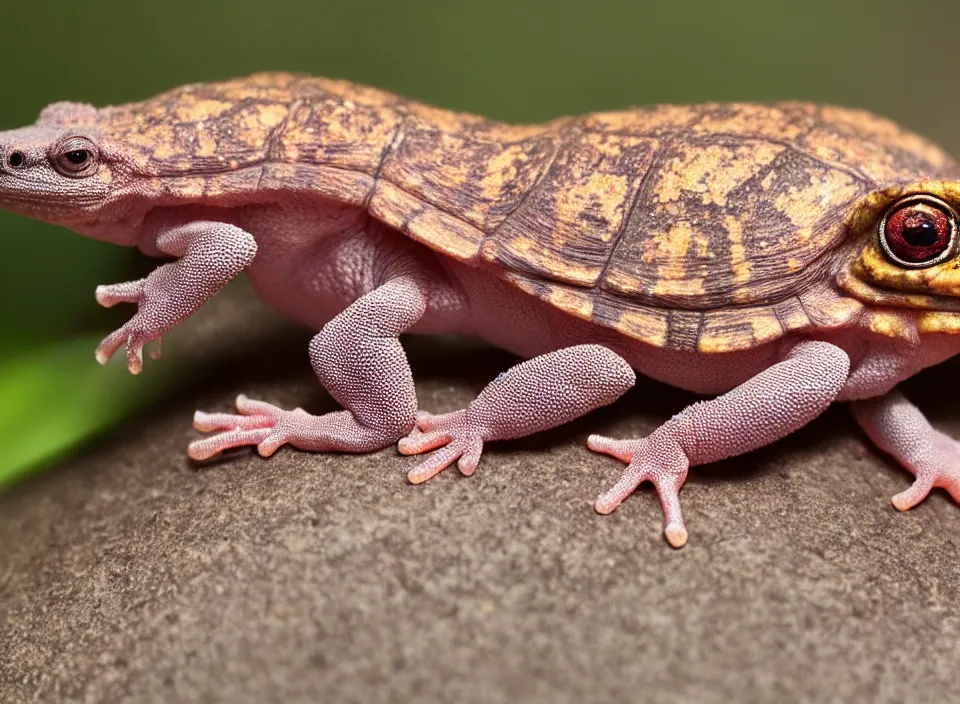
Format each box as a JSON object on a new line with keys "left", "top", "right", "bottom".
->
{"left": 590, "top": 340, "right": 850, "bottom": 547}
{"left": 851, "top": 390, "right": 960, "bottom": 510}
{"left": 398, "top": 345, "right": 636, "bottom": 481}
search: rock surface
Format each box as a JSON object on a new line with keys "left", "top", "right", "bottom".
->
{"left": 2, "top": 283, "right": 960, "bottom": 703}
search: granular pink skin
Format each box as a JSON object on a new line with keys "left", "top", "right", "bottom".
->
{"left": 4, "top": 88, "right": 960, "bottom": 550}
{"left": 88, "top": 196, "right": 960, "bottom": 548}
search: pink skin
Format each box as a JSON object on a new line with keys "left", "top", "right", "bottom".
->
{"left": 1, "top": 112, "right": 958, "bottom": 547}
{"left": 851, "top": 391, "right": 960, "bottom": 511}
{"left": 63, "top": 197, "right": 958, "bottom": 549}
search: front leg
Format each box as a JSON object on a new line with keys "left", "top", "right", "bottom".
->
{"left": 95, "top": 221, "right": 258, "bottom": 373}
{"left": 850, "top": 390, "right": 960, "bottom": 510}
{"left": 188, "top": 275, "right": 427, "bottom": 459}
{"left": 590, "top": 340, "right": 850, "bottom": 547}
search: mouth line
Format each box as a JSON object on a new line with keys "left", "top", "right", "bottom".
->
{"left": 0, "top": 191, "right": 100, "bottom": 208}
{"left": 839, "top": 268, "right": 960, "bottom": 312}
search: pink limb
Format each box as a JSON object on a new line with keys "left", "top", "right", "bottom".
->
{"left": 189, "top": 275, "right": 427, "bottom": 460}
{"left": 850, "top": 390, "right": 960, "bottom": 510}
{"left": 398, "top": 345, "right": 636, "bottom": 483}
{"left": 590, "top": 340, "right": 850, "bottom": 548}
{"left": 95, "top": 221, "right": 258, "bottom": 374}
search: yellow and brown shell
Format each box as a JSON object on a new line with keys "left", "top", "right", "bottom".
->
{"left": 89, "top": 73, "right": 960, "bottom": 352}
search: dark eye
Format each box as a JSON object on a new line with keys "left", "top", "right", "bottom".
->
{"left": 65, "top": 149, "right": 88, "bottom": 165}
{"left": 52, "top": 136, "right": 98, "bottom": 176}
{"left": 879, "top": 195, "right": 957, "bottom": 268}
{"left": 8, "top": 151, "right": 24, "bottom": 168}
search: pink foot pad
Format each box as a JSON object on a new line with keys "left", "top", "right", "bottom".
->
{"left": 588, "top": 433, "right": 690, "bottom": 548}
{"left": 189, "top": 395, "right": 310, "bottom": 460}
{"left": 398, "top": 410, "right": 484, "bottom": 484}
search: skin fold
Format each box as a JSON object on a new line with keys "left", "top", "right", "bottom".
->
{"left": 2, "top": 74, "right": 960, "bottom": 548}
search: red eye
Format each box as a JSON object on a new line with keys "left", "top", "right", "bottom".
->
{"left": 879, "top": 195, "right": 957, "bottom": 268}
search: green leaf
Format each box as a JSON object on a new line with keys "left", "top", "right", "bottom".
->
{"left": 0, "top": 335, "right": 168, "bottom": 487}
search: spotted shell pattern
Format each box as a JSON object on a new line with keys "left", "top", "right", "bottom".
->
{"left": 90, "top": 73, "right": 960, "bottom": 352}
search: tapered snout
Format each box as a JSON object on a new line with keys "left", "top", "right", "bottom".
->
{"left": 0, "top": 124, "right": 109, "bottom": 224}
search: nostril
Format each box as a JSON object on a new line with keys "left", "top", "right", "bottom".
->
{"left": 7, "top": 151, "right": 25, "bottom": 168}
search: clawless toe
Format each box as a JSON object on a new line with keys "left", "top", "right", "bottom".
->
{"left": 851, "top": 392, "right": 960, "bottom": 511}
{"left": 589, "top": 433, "right": 690, "bottom": 548}
{"left": 399, "top": 410, "right": 485, "bottom": 483}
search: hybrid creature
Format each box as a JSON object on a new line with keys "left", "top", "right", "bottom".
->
{"left": 2, "top": 73, "right": 958, "bottom": 547}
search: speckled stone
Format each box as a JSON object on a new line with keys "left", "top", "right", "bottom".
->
{"left": 2, "top": 282, "right": 959, "bottom": 704}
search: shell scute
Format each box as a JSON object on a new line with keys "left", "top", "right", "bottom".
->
{"left": 378, "top": 121, "right": 558, "bottom": 232}
{"left": 697, "top": 308, "right": 783, "bottom": 354}
{"left": 101, "top": 75, "right": 298, "bottom": 174}
{"left": 276, "top": 98, "right": 403, "bottom": 174}
{"left": 600, "top": 141, "right": 868, "bottom": 308}
{"left": 481, "top": 131, "right": 660, "bottom": 287}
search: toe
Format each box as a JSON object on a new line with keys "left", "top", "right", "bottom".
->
{"left": 407, "top": 443, "right": 465, "bottom": 484}
{"left": 188, "top": 428, "right": 271, "bottom": 461}
{"left": 892, "top": 473, "right": 935, "bottom": 511}
{"left": 193, "top": 411, "right": 273, "bottom": 432}
{"left": 95, "top": 329, "right": 126, "bottom": 366}
{"left": 664, "top": 522, "right": 688, "bottom": 548}
{"left": 587, "top": 434, "right": 637, "bottom": 463}
{"left": 235, "top": 394, "right": 282, "bottom": 416}
{"left": 95, "top": 280, "right": 144, "bottom": 307}
{"left": 595, "top": 463, "right": 647, "bottom": 514}
{"left": 654, "top": 476, "right": 688, "bottom": 548}
{"left": 398, "top": 428, "right": 452, "bottom": 455}
{"left": 125, "top": 339, "right": 144, "bottom": 375}
{"left": 257, "top": 432, "right": 290, "bottom": 458}
{"left": 456, "top": 437, "right": 484, "bottom": 476}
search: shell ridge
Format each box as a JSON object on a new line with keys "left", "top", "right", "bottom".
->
{"left": 592, "top": 135, "right": 675, "bottom": 288}
{"left": 364, "top": 115, "right": 409, "bottom": 209}
{"left": 478, "top": 119, "right": 576, "bottom": 244}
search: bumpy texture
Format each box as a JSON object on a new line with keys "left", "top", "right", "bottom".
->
{"left": 95, "top": 221, "right": 257, "bottom": 373}
{"left": 189, "top": 276, "right": 427, "bottom": 459}
{"left": 398, "top": 345, "right": 636, "bottom": 482}
{"left": 590, "top": 340, "right": 851, "bottom": 546}
{"left": 3, "top": 73, "right": 960, "bottom": 548}
{"left": 851, "top": 390, "right": 960, "bottom": 510}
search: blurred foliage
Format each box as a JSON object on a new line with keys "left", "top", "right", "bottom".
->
{"left": 1, "top": 0, "right": 959, "bottom": 485}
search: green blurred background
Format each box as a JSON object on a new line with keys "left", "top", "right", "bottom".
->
{"left": 2, "top": 0, "right": 959, "bottom": 485}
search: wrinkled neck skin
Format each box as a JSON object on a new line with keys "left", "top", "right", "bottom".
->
{"left": 0, "top": 198, "right": 142, "bottom": 248}
{"left": 69, "top": 212, "right": 142, "bottom": 246}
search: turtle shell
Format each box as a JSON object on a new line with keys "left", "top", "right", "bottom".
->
{"left": 362, "top": 97, "right": 960, "bottom": 353}
{"left": 93, "top": 74, "right": 960, "bottom": 352}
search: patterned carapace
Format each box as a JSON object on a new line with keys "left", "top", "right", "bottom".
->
{"left": 71, "top": 73, "right": 960, "bottom": 354}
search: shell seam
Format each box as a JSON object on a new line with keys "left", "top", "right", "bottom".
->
{"left": 255, "top": 99, "right": 302, "bottom": 191}
{"left": 364, "top": 116, "right": 408, "bottom": 210}
{"left": 478, "top": 118, "right": 578, "bottom": 247}
{"left": 594, "top": 135, "right": 674, "bottom": 290}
